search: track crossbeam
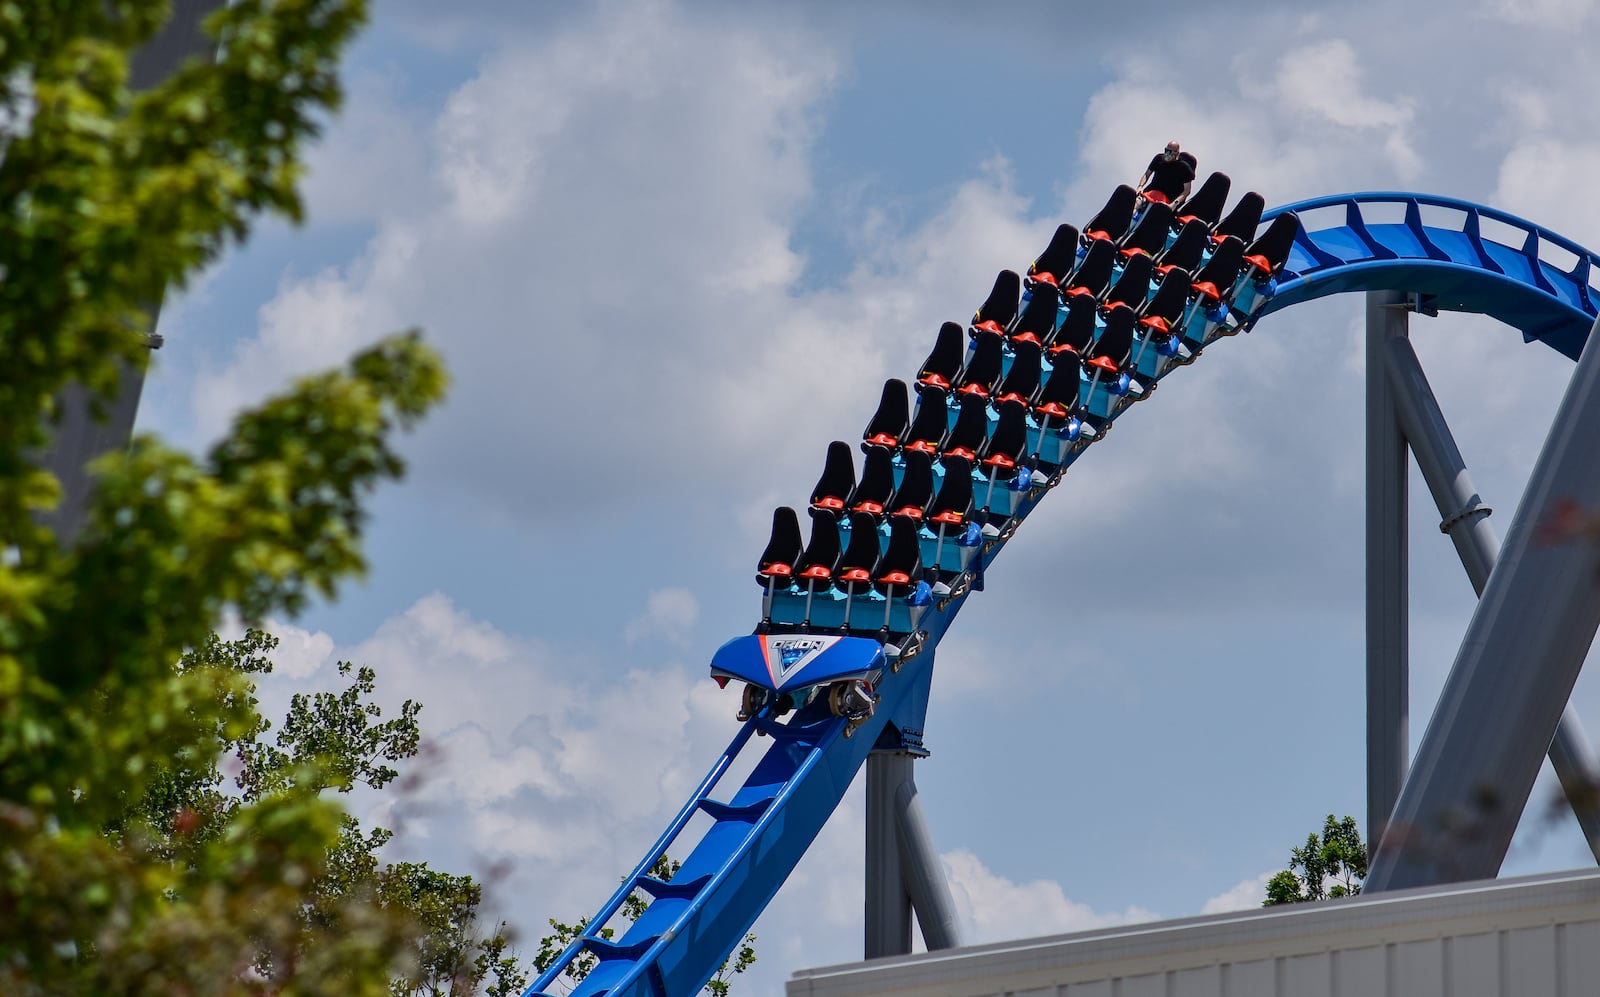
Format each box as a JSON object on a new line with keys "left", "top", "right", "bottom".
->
{"left": 1369, "top": 314, "right": 1600, "bottom": 890}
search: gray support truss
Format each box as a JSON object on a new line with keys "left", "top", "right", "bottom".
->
{"left": 1367, "top": 313, "right": 1600, "bottom": 891}
{"left": 128, "top": 0, "right": 224, "bottom": 90}
{"left": 1366, "top": 290, "right": 1411, "bottom": 852}
{"left": 37, "top": 0, "right": 226, "bottom": 543}
{"left": 1549, "top": 714, "right": 1600, "bottom": 862}
{"left": 1383, "top": 337, "right": 1497, "bottom": 589}
{"left": 893, "top": 778, "right": 963, "bottom": 951}
{"left": 1385, "top": 335, "right": 1600, "bottom": 863}
{"left": 865, "top": 750, "right": 964, "bottom": 958}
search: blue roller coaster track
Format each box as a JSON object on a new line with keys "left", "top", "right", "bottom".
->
{"left": 524, "top": 187, "right": 1600, "bottom": 997}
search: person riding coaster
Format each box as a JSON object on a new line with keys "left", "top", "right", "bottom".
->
{"left": 1138, "top": 140, "right": 1197, "bottom": 206}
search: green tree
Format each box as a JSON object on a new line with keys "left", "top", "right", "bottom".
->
{"left": 118, "top": 629, "right": 529, "bottom": 996}
{"left": 0, "top": 1, "right": 470, "bottom": 992}
{"left": 531, "top": 855, "right": 756, "bottom": 997}
{"left": 1263, "top": 814, "right": 1368, "bottom": 906}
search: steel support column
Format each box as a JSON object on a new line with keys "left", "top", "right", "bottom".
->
{"left": 37, "top": 0, "right": 226, "bottom": 543}
{"left": 1385, "top": 335, "right": 1600, "bottom": 863}
{"left": 865, "top": 752, "right": 914, "bottom": 958}
{"left": 1367, "top": 314, "right": 1600, "bottom": 891}
{"left": 865, "top": 750, "right": 963, "bottom": 957}
{"left": 1366, "top": 290, "right": 1411, "bottom": 853}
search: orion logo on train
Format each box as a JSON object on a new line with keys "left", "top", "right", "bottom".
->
{"left": 769, "top": 635, "right": 835, "bottom": 677}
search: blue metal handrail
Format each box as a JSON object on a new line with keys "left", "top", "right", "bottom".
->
{"left": 569, "top": 716, "right": 849, "bottom": 996}
{"left": 525, "top": 719, "right": 760, "bottom": 995}
{"left": 1265, "top": 191, "right": 1600, "bottom": 266}
{"left": 1255, "top": 191, "right": 1598, "bottom": 357}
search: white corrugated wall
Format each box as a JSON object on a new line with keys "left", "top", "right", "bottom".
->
{"left": 787, "top": 869, "right": 1600, "bottom": 997}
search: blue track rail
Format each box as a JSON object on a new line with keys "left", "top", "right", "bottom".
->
{"left": 1258, "top": 192, "right": 1600, "bottom": 359}
{"left": 524, "top": 191, "right": 1600, "bottom": 997}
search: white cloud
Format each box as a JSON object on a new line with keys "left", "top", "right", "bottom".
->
{"left": 1200, "top": 870, "right": 1274, "bottom": 914}
{"left": 624, "top": 587, "right": 700, "bottom": 645}
{"left": 301, "top": 66, "right": 436, "bottom": 225}
{"left": 1494, "top": 139, "right": 1600, "bottom": 246}
{"left": 1274, "top": 40, "right": 1420, "bottom": 181}
{"left": 192, "top": 239, "right": 410, "bottom": 435}
{"left": 944, "top": 847, "right": 1158, "bottom": 942}
{"left": 1271, "top": 40, "right": 1413, "bottom": 132}
{"left": 269, "top": 625, "right": 336, "bottom": 680}
{"left": 187, "top": 0, "right": 854, "bottom": 527}
{"left": 1066, "top": 36, "right": 1421, "bottom": 217}
{"left": 1480, "top": 0, "right": 1597, "bottom": 27}
{"left": 245, "top": 592, "right": 748, "bottom": 944}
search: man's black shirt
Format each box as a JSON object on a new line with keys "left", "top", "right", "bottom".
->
{"left": 1145, "top": 151, "right": 1197, "bottom": 198}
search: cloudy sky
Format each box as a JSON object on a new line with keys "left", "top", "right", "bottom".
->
{"left": 141, "top": 0, "right": 1600, "bottom": 990}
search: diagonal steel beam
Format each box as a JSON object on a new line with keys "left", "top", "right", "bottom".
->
{"left": 893, "top": 777, "right": 962, "bottom": 951}
{"left": 1385, "top": 334, "right": 1600, "bottom": 863}
{"left": 1367, "top": 313, "right": 1600, "bottom": 891}
{"left": 865, "top": 748, "right": 963, "bottom": 958}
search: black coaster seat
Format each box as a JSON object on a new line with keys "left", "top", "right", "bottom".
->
{"left": 874, "top": 516, "right": 924, "bottom": 597}
{"left": 1174, "top": 171, "right": 1230, "bottom": 229}
{"left": 1083, "top": 185, "right": 1137, "bottom": 243}
{"left": 1139, "top": 266, "right": 1191, "bottom": 338}
{"left": 942, "top": 392, "right": 991, "bottom": 463}
{"left": 809, "top": 440, "right": 856, "bottom": 514}
{"left": 955, "top": 333, "right": 1003, "bottom": 399}
{"left": 796, "top": 508, "right": 841, "bottom": 589}
{"left": 1007, "top": 282, "right": 1059, "bottom": 348}
{"left": 980, "top": 400, "right": 1030, "bottom": 476}
{"left": 756, "top": 506, "right": 803, "bottom": 588}
{"left": 862, "top": 379, "right": 909, "bottom": 451}
{"left": 849, "top": 445, "right": 897, "bottom": 516}
{"left": 1027, "top": 223, "right": 1080, "bottom": 287}
{"left": 1102, "top": 253, "right": 1152, "bottom": 313}
{"left": 927, "top": 455, "right": 975, "bottom": 529}
{"left": 1087, "top": 306, "right": 1135, "bottom": 376}
{"left": 925, "top": 455, "right": 977, "bottom": 578}
{"left": 1155, "top": 219, "right": 1209, "bottom": 277}
{"left": 1118, "top": 201, "right": 1174, "bottom": 259}
{"left": 994, "top": 339, "right": 1042, "bottom": 407}
{"left": 1034, "top": 352, "right": 1082, "bottom": 426}
{"left": 1191, "top": 235, "right": 1245, "bottom": 305}
{"left": 1213, "top": 191, "right": 1264, "bottom": 244}
{"left": 971, "top": 270, "right": 1021, "bottom": 336}
{"left": 889, "top": 448, "right": 935, "bottom": 522}
{"left": 1063, "top": 239, "right": 1115, "bottom": 299}
{"left": 1242, "top": 211, "right": 1299, "bottom": 280}
{"left": 917, "top": 321, "right": 966, "bottom": 392}
{"left": 1049, "top": 294, "right": 1097, "bottom": 357}
{"left": 835, "top": 510, "right": 882, "bottom": 593}
{"left": 903, "top": 385, "right": 950, "bottom": 455}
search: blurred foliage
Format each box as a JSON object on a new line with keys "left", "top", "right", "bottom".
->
{"left": 1263, "top": 814, "right": 1367, "bottom": 906}
{"left": 0, "top": 0, "right": 534, "bottom": 992}
{"left": 111, "top": 630, "right": 529, "bottom": 996}
{"left": 1536, "top": 497, "right": 1600, "bottom": 579}
{"left": 531, "top": 855, "right": 756, "bottom": 996}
